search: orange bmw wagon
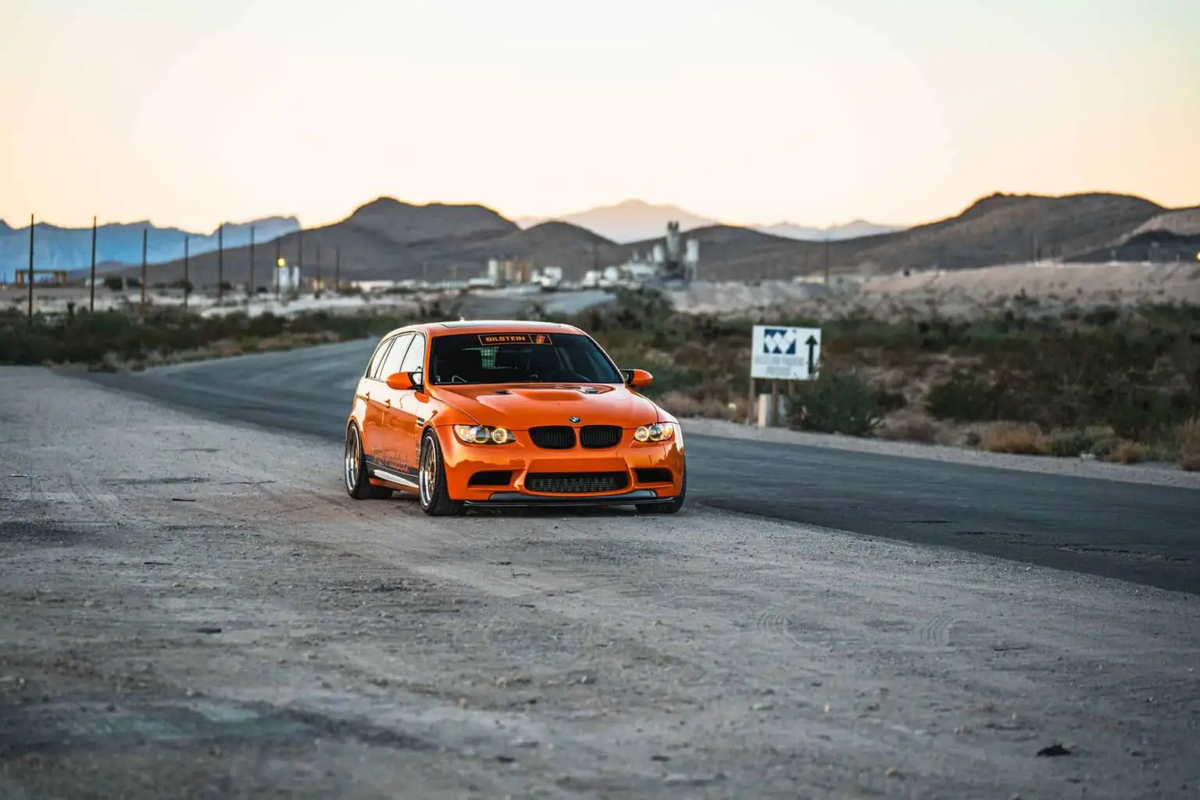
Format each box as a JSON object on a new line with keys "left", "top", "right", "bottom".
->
{"left": 343, "top": 320, "right": 686, "bottom": 516}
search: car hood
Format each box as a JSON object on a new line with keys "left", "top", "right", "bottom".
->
{"left": 433, "top": 384, "right": 660, "bottom": 428}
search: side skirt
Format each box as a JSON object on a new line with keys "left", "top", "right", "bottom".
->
{"left": 363, "top": 456, "right": 418, "bottom": 491}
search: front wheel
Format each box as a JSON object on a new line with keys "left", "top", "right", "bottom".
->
{"left": 345, "top": 424, "right": 393, "bottom": 500}
{"left": 636, "top": 462, "right": 686, "bottom": 515}
{"left": 418, "top": 430, "right": 464, "bottom": 516}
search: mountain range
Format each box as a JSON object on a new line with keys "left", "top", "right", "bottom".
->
{"left": 514, "top": 199, "right": 902, "bottom": 243}
{"left": 96, "top": 191, "right": 1194, "bottom": 290}
{"left": 0, "top": 216, "right": 300, "bottom": 283}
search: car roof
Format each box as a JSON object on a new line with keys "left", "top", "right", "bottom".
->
{"left": 379, "top": 319, "right": 586, "bottom": 339}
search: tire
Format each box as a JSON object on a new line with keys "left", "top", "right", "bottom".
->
{"left": 636, "top": 461, "right": 686, "bottom": 515}
{"left": 418, "top": 429, "right": 464, "bottom": 517}
{"left": 345, "top": 424, "right": 393, "bottom": 500}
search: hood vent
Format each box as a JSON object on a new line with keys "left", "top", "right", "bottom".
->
{"left": 578, "top": 387, "right": 600, "bottom": 394}
{"left": 494, "top": 389, "right": 511, "bottom": 394}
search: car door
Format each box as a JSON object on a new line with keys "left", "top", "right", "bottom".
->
{"left": 370, "top": 332, "right": 414, "bottom": 471}
{"left": 358, "top": 335, "right": 397, "bottom": 464}
{"left": 391, "top": 333, "right": 428, "bottom": 476}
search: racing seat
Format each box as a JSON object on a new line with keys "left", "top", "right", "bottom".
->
{"left": 527, "top": 346, "right": 562, "bottom": 380}
{"left": 435, "top": 348, "right": 483, "bottom": 384}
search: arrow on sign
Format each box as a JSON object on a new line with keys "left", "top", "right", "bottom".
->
{"left": 806, "top": 335, "right": 818, "bottom": 374}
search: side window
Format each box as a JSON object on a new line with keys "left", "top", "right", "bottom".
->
{"left": 377, "top": 333, "right": 414, "bottom": 380}
{"left": 365, "top": 337, "right": 394, "bottom": 379}
{"left": 399, "top": 334, "right": 426, "bottom": 375}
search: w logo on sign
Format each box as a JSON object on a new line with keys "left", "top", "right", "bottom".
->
{"left": 762, "top": 327, "right": 798, "bottom": 355}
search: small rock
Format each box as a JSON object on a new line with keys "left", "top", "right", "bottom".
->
{"left": 185, "top": 689, "right": 196, "bottom": 698}
{"left": 1036, "top": 744, "right": 1072, "bottom": 757}
{"left": 751, "top": 702, "right": 774, "bottom": 711}
{"left": 459, "top": 697, "right": 468, "bottom": 708}
{"left": 651, "top": 754, "right": 670, "bottom": 762}
{"left": 885, "top": 768, "right": 903, "bottom": 779}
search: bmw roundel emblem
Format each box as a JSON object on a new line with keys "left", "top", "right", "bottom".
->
{"left": 569, "top": 416, "right": 581, "bottom": 424}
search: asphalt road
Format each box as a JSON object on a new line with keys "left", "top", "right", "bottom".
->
{"left": 81, "top": 339, "right": 1200, "bottom": 595}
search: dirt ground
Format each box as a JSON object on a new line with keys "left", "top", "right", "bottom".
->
{"left": 1, "top": 367, "right": 1198, "bottom": 799}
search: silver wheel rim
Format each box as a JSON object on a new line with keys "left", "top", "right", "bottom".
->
{"left": 419, "top": 439, "right": 436, "bottom": 507}
{"left": 345, "top": 427, "right": 360, "bottom": 492}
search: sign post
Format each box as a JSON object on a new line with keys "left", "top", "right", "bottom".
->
{"left": 750, "top": 325, "right": 822, "bottom": 427}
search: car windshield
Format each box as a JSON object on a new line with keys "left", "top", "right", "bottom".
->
{"left": 428, "top": 332, "right": 623, "bottom": 386}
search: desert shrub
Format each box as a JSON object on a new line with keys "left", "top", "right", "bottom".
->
{"left": 926, "top": 372, "right": 1001, "bottom": 421}
{"left": 1176, "top": 418, "right": 1200, "bottom": 471}
{"left": 1106, "top": 441, "right": 1147, "bottom": 464}
{"left": 1046, "top": 429, "right": 1100, "bottom": 458}
{"left": 877, "top": 410, "right": 940, "bottom": 443}
{"left": 979, "top": 422, "right": 1048, "bottom": 455}
{"left": 657, "top": 391, "right": 703, "bottom": 418}
{"left": 964, "top": 430, "right": 983, "bottom": 448}
{"left": 787, "top": 370, "right": 882, "bottom": 437}
{"left": 875, "top": 387, "right": 907, "bottom": 413}
{"left": 103, "top": 275, "right": 124, "bottom": 291}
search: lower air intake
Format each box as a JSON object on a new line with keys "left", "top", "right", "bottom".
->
{"left": 525, "top": 472, "right": 629, "bottom": 494}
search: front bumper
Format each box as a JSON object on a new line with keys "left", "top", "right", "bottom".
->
{"left": 438, "top": 426, "right": 684, "bottom": 504}
{"left": 464, "top": 489, "right": 662, "bottom": 508}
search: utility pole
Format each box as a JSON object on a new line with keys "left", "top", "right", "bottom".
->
{"left": 334, "top": 246, "right": 341, "bottom": 294}
{"left": 248, "top": 226, "right": 256, "bottom": 299}
{"left": 315, "top": 242, "right": 322, "bottom": 298}
{"left": 89, "top": 216, "right": 97, "bottom": 313}
{"left": 823, "top": 238, "right": 831, "bottom": 285}
{"left": 183, "top": 236, "right": 190, "bottom": 312}
{"left": 140, "top": 228, "right": 148, "bottom": 318}
{"left": 26, "top": 215, "right": 34, "bottom": 326}
{"left": 275, "top": 238, "right": 282, "bottom": 300}
{"left": 217, "top": 223, "right": 224, "bottom": 305}
{"left": 297, "top": 229, "right": 304, "bottom": 292}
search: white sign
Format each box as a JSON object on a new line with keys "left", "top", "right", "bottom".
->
{"left": 751, "top": 325, "right": 821, "bottom": 380}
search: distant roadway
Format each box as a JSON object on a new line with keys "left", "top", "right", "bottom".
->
{"left": 81, "top": 340, "right": 1200, "bottom": 596}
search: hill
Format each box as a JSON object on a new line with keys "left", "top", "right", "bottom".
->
{"left": 516, "top": 199, "right": 903, "bottom": 243}
{"left": 1070, "top": 206, "right": 1200, "bottom": 263}
{"left": 112, "top": 198, "right": 524, "bottom": 289}
{"left": 515, "top": 199, "right": 716, "bottom": 243}
{"left": 0, "top": 216, "right": 299, "bottom": 283}
{"left": 623, "top": 192, "right": 1169, "bottom": 281}
{"left": 104, "top": 190, "right": 1188, "bottom": 289}
{"left": 756, "top": 219, "right": 902, "bottom": 240}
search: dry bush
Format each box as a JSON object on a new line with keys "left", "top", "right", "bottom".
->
{"left": 877, "top": 410, "right": 941, "bottom": 443}
{"left": 1107, "top": 441, "right": 1147, "bottom": 465}
{"left": 979, "top": 422, "right": 1048, "bottom": 455}
{"left": 657, "top": 391, "right": 704, "bottom": 419}
{"left": 1175, "top": 418, "right": 1200, "bottom": 471}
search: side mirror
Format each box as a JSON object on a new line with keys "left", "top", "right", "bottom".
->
{"left": 624, "top": 369, "right": 653, "bottom": 389}
{"left": 386, "top": 372, "right": 414, "bottom": 391}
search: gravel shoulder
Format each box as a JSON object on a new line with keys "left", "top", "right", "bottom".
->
{"left": 1, "top": 366, "right": 1198, "bottom": 799}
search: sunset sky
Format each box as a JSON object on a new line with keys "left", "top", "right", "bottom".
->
{"left": 2, "top": 0, "right": 1197, "bottom": 232}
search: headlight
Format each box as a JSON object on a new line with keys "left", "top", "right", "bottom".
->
{"left": 633, "top": 422, "right": 675, "bottom": 443}
{"left": 452, "top": 425, "right": 515, "bottom": 445}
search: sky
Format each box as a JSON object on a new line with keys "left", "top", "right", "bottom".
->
{"left": 2, "top": 0, "right": 1198, "bottom": 232}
